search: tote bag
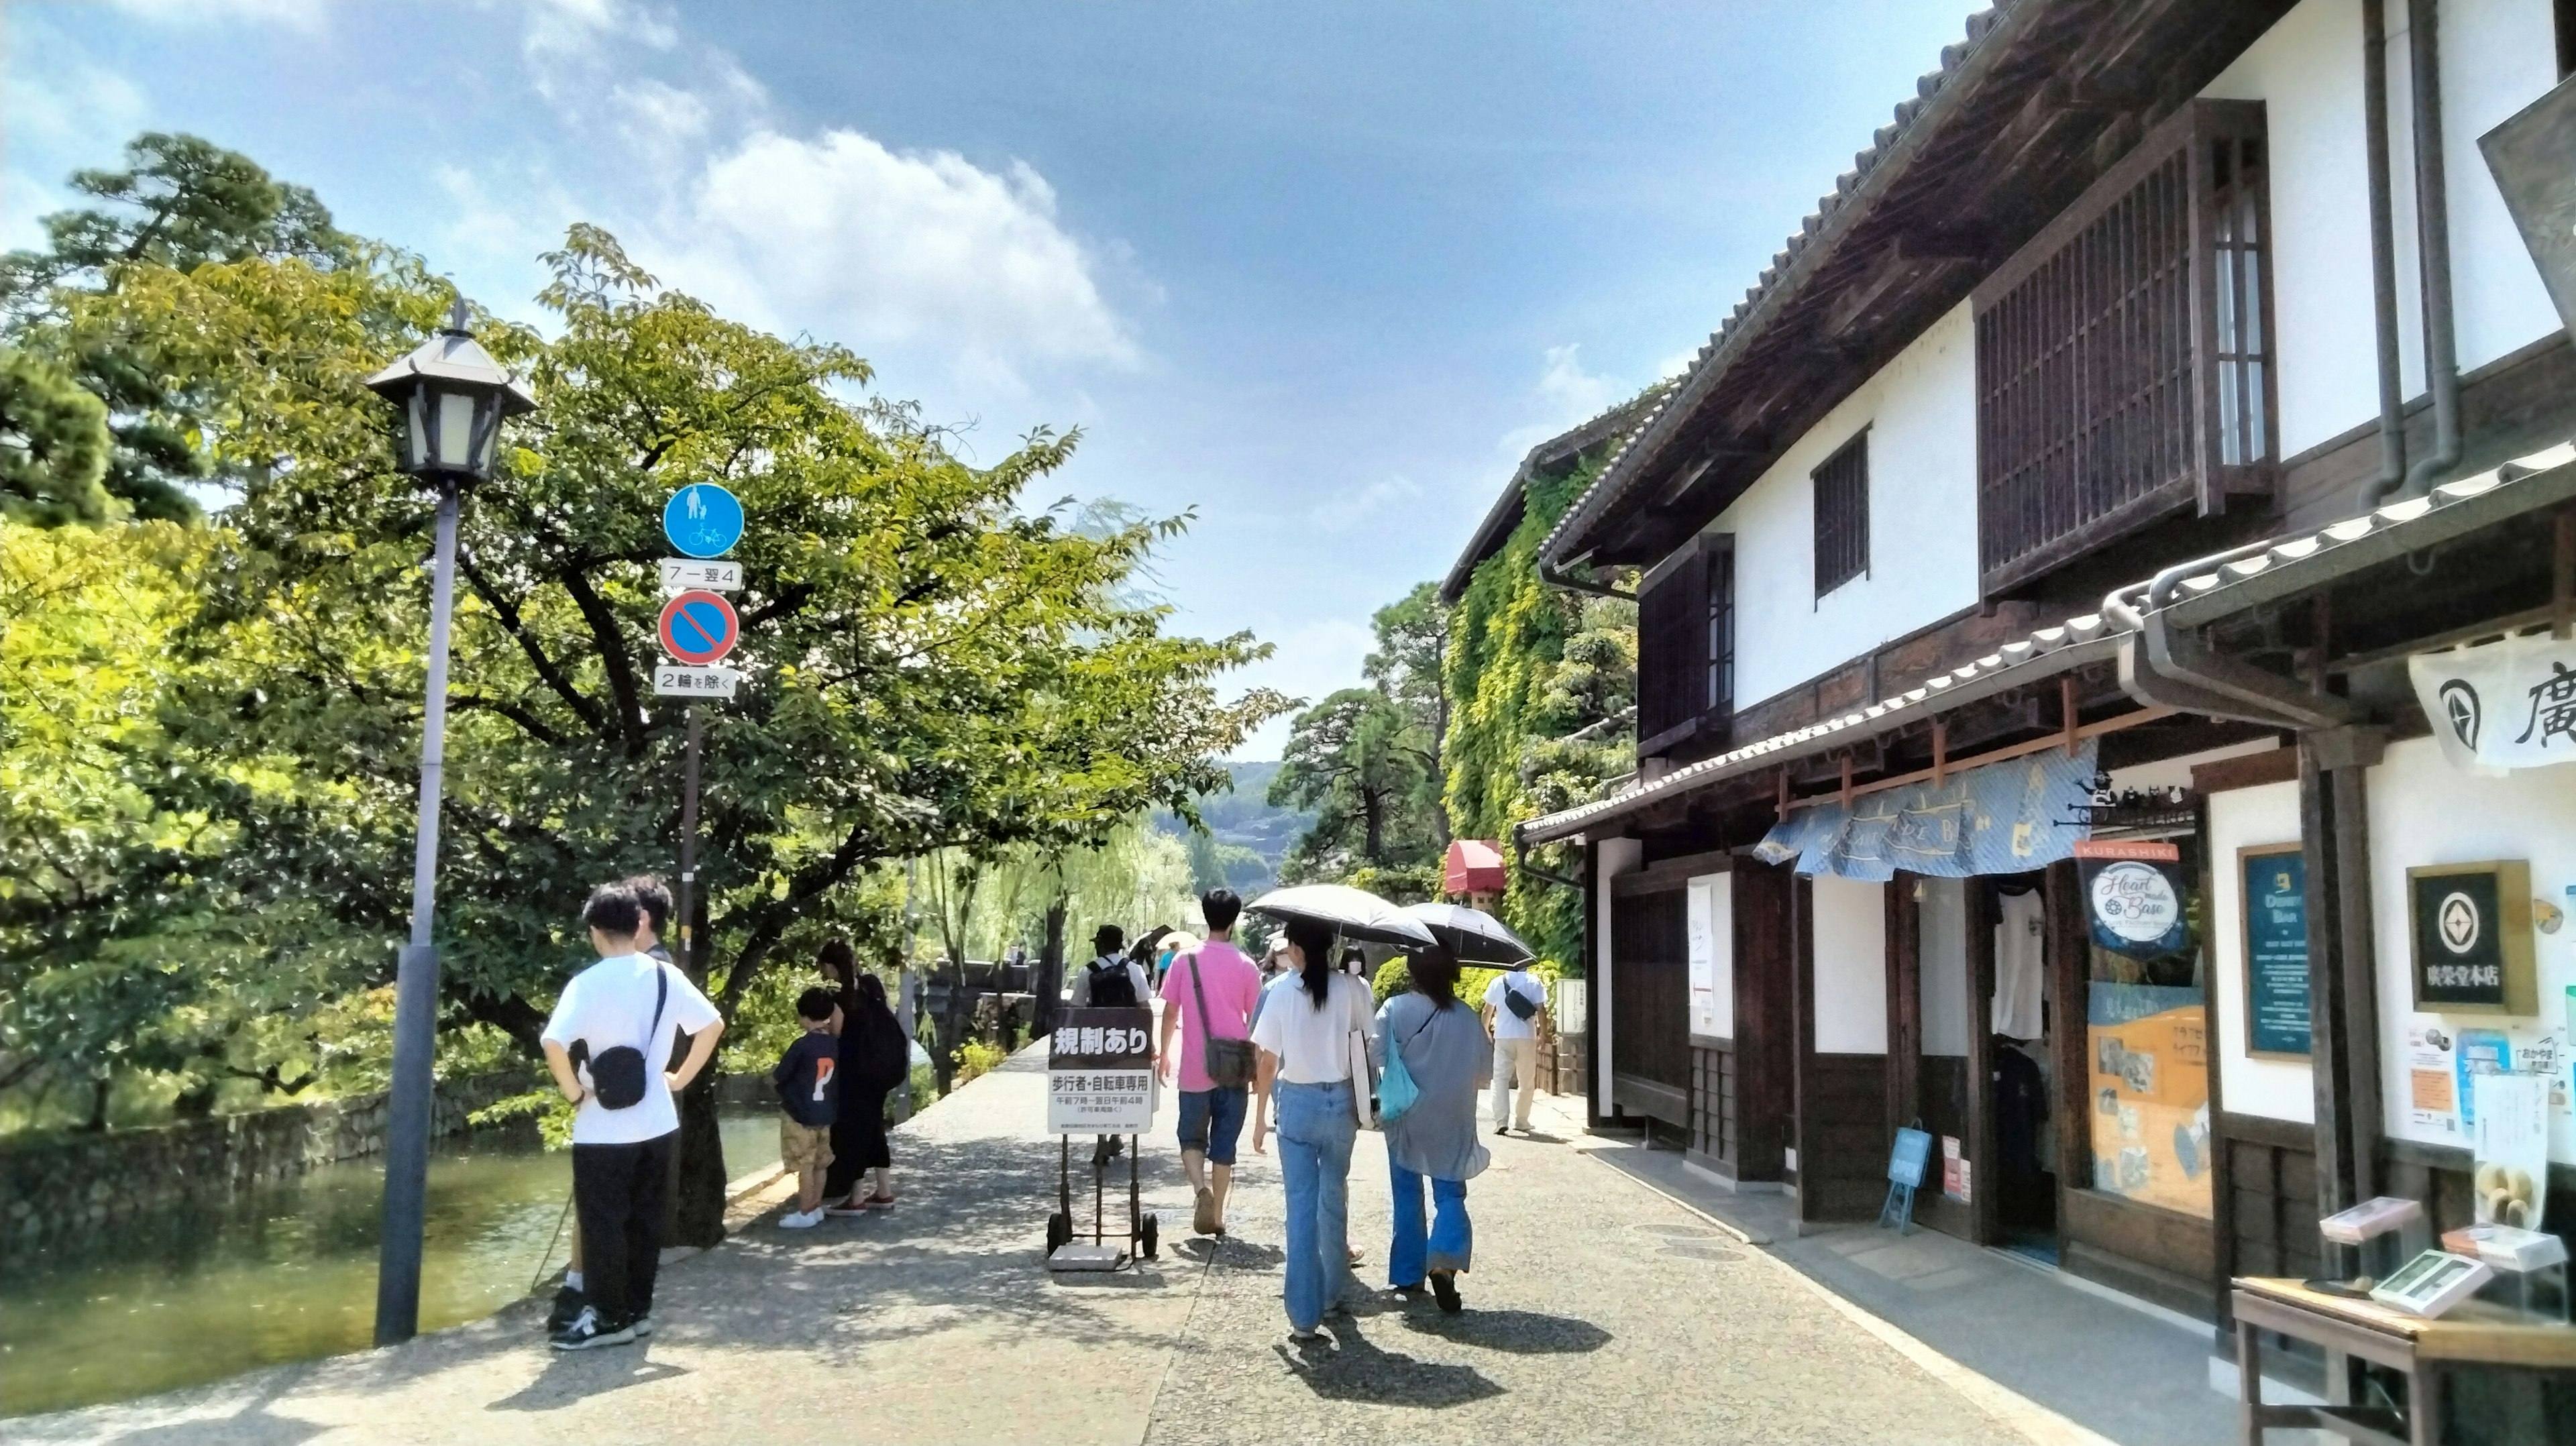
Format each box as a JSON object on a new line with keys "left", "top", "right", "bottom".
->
{"left": 1348, "top": 1023, "right": 1378, "bottom": 1131}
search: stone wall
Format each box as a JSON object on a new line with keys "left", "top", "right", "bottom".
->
{"left": 0, "top": 1071, "right": 533, "bottom": 1256}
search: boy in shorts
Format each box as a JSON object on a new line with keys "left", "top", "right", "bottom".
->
{"left": 773, "top": 987, "right": 840, "bottom": 1228}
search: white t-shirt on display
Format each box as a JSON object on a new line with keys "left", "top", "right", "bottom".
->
{"left": 541, "top": 953, "right": 722, "bottom": 1146}
{"left": 1991, "top": 889, "right": 2046, "bottom": 1042}
{"left": 1249, "top": 971, "right": 1377, "bottom": 1084}
{"left": 1483, "top": 970, "right": 1546, "bottom": 1040}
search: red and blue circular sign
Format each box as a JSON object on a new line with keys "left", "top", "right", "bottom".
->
{"left": 657, "top": 590, "right": 739, "bottom": 665}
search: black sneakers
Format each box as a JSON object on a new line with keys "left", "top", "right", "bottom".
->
{"left": 545, "top": 1284, "right": 586, "bottom": 1333}
{"left": 548, "top": 1304, "right": 637, "bottom": 1351}
{"left": 1430, "top": 1272, "right": 1463, "bottom": 1315}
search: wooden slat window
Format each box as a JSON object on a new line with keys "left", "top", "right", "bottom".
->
{"left": 1972, "top": 101, "right": 2275, "bottom": 596}
{"left": 1705, "top": 536, "right": 1735, "bottom": 716}
{"left": 1635, "top": 542, "right": 1707, "bottom": 750}
{"left": 1813, "top": 433, "right": 1869, "bottom": 598}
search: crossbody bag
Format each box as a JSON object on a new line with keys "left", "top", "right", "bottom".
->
{"left": 586, "top": 962, "right": 668, "bottom": 1111}
{"left": 1185, "top": 951, "right": 1256, "bottom": 1089}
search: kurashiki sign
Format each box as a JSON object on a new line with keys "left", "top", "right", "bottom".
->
{"left": 2074, "top": 838, "right": 2189, "bottom": 959}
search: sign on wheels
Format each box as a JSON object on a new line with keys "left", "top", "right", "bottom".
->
{"left": 1046, "top": 1007, "right": 1155, "bottom": 1133}
{"left": 658, "top": 590, "right": 740, "bottom": 667}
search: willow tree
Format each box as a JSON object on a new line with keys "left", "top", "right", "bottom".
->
{"left": 26, "top": 219, "right": 1284, "bottom": 1234}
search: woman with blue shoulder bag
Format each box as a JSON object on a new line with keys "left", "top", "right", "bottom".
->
{"left": 1374, "top": 946, "right": 1489, "bottom": 1315}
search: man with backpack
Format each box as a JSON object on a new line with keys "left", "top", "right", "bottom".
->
{"left": 1068, "top": 924, "right": 1150, "bottom": 1165}
{"left": 1481, "top": 960, "right": 1550, "bottom": 1137}
{"left": 540, "top": 882, "right": 724, "bottom": 1349}
{"left": 1156, "top": 890, "right": 1261, "bottom": 1236}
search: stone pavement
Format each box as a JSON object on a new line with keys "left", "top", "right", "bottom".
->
{"left": 13, "top": 1047, "right": 2107, "bottom": 1446}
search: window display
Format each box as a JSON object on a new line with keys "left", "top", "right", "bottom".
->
{"left": 2078, "top": 836, "right": 2211, "bottom": 1218}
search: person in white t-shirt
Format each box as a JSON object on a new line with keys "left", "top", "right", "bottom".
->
{"left": 1249, "top": 917, "right": 1379, "bottom": 1345}
{"left": 540, "top": 882, "right": 724, "bottom": 1350}
{"left": 1481, "top": 962, "right": 1550, "bottom": 1135}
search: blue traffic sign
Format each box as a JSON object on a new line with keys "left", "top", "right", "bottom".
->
{"left": 662, "top": 483, "right": 743, "bottom": 558}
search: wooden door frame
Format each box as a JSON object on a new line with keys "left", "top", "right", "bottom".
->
{"left": 2045, "top": 858, "right": 2090, "bottom": 1262}
{"left": 1966, "top": 875, "right": 2001, "bottom": 1245}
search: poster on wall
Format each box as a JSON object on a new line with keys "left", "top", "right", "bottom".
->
{"left": 2074, "top": 839, "right": 2190, "bottom": 959}
{"left": 2408, "top": 861, "right": 2537, "bottom": 1015}
{"left": 2471, "top": 1072, "right": 2550, "bottom": 1229}
{"left": 2088, "top": 981, "right": 2213, "bottom": 1217}
{"left": 2407, "top": 632, "right": 2576, "bottom": 772}
{"left": 1686, "top": 877, "right": 1717, "bottom": 1039}
{"left": 2455, "top": 1030, "right": 2512, "bottom": 1129}
{"left": 2406, "top": 1025, "right": 2461, "bottom": 1137}
{"left": 2238, "top": 844, "right": 2310, "bottom": 1058}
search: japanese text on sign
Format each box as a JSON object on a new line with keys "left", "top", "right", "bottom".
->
{"left": 1047, "top": 1006, "right": 1154, "bottom": 1133}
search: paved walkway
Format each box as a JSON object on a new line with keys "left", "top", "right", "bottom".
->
{"left": 15, "top": 1048, "right": 2104, "bottom": 1445}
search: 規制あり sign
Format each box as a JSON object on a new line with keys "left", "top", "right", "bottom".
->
{"left": 1046, "top": 1007, "right": 1154, "bottom": 1134}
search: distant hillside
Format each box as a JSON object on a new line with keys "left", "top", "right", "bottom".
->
{"left": 1157, "top": 762, "right": 1313, "bottom": 892}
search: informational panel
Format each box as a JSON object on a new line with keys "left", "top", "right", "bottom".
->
{"left": 2408, "top": 861, "right": 2536, "bottom": 1015}
{"left": 1685, "top": 874, "right": 1732, "bottom": 1039}
{"left": 2088, "top": 982, "right": 2212, "bottom": 1218}
{"left": 1046, "top": 1007, "right": 1154, "bottom": 1133}
{"left": 2239, "top": 845, "right": 2310, "bottom": 1058}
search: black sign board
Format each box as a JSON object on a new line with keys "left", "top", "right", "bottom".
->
{"left": 2239, "top": 844, "right": 2310, "bottom": 1058}
{"left": 2407, "top": 861, "right": 2537, "bottom": 1016}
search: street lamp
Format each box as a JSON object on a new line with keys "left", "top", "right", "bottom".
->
{"left": 363, "top": 298, "right": 535, "bottom": 1346}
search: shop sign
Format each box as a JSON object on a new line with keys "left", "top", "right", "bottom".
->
{"left": 2073, "top": 838, "right": 2189, "bottom": 959}
{"left": 2407, "top": 632, "right": 2576, "bottom": 772}
{"left": 2407, "top": 862, "right": 2538, "bottom": 1016}
{"left": 1046, "top": 1007, "right": 1154, "bottom": 1134}
{"left": 2237, "top": 844, "right": 2310, "bottom": 1058}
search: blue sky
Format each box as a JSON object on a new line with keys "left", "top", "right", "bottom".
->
{"left": 7, "top": 0, "right": 1982, "bottom": 757}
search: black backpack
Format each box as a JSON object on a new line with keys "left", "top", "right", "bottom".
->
{"left": 1085, "top": 958, "right": 1139, "bottom": 1009}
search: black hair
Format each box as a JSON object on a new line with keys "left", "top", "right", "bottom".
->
{"left": 582, "top": 881, "right": 643, "bottom": 939}
{"left": 1285, "top": 917, "right": 1336, "bottom": 1010}
{"left": 624, "top": 875, "right": 673, "bottom": 935}
{"left": 1092, "top": 923, "right": 1125, "bottom": 953}
{"left": 816, "top": 938, "right": 857, "bottom": 984}
{"left": 1338, "top": 944, "right": 1366, "bottom": 973}
{"left": 796, "top": 987, "right": 837, "bottom": 1023}
{"left": 854, "top": 972, "right": 890, "bottom": 1012}
{"left": 1409, "top": 947, "right": 1461, "bottom": 1007}
{"left": 1200, "top": 888, "right": 1242, "bottom": 934}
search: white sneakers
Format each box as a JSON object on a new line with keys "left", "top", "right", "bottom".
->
{"left": 780, "top": 1208, "right": 825, "bottom": 1228}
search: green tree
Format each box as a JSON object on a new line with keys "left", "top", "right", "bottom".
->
{"left": 1364, "top": 580, "right": 1450, "bottom": 845}
{"left": 0, "top": 349, "right": 113, "bottom": 525}
{"left": 2, "top": 132, "right": 358, "bottom": 522}
{"left": 1270, "top": 685, "right": 1438, "bottom": 881}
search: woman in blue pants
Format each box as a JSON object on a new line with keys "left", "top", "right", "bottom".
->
{"left": 1250, "top": 916, "right": 1378, "bottom": 1343}
{"left": 1376, "top": 946, "right": 1489, "bottom": 1313}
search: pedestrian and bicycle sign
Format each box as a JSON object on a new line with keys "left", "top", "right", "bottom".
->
{"left": 659, "top": 590, "right": 739, "bottom": 666}
{"left": 662, "top": 482, "right": 744, "bottom": 559}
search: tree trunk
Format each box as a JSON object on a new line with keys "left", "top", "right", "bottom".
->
{"left": 667, "top": 891, "right": 728, "bottom": 1249}
{"left": 1036, "top": 889, "right": 1067, "bottom": 1036}
{"left": 1363, "top": 793, "right": 1385, "bottom": 863}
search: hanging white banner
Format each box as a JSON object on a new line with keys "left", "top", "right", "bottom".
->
{"left": 2408, "top": 631, "right": 2576, "bottom": 772}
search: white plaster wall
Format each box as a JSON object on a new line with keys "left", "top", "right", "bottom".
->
{"left": 1712, "top": 302, "right": 1980, "bottom": 710}
{"left": 2202, "top": 0, "right": 2561, "bottom": 459}
{"left": 1811, "top": 875, "right": 1890, "bottom": 1053}
{"left": 1595, "top": 836, "right": 1643, "bottom": 1104}
{"left": 2208, "top": 779, "right": 2317, "bottom": 1123}
{"left": 1919, "top": 877, "right": 1972, "bottom": 1057}
{"left": 2365, "top": 739, "right": 2576, "bottom": 1162}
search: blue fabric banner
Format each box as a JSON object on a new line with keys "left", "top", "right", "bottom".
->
{"left": 1752, "top": 740, "right": 2097, "bottom": 880}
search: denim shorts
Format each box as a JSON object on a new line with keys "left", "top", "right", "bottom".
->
{"left": 1176, "top": 1085, "right": 1250, "bottom": 1166}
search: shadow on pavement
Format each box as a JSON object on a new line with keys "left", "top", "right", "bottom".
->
{"left": 1173, "top": 1235, "right": 1285, "bottom": 1269}
{"left": 1398, "top": 1308, "right": 1611, "bottom": 1355}
{"left": 1268, "top": 1318, "right": 1504, "bottom": 1409}
{"left": 484, "top": 1353, "right": 690, "bottom": 1412}
{"left": 104, "top": 1376, "right": 323, "bottom": 1446}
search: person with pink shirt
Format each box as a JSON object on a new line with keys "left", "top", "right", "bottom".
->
{"left": 1156, "top": 888, "right": 1264, "bottom": 1236}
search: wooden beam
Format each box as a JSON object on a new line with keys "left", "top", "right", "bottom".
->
{"left": 1780, "top": 708, "right": 2176, "bottom": 813}
{"left": 1931, "top": 718, "right": 1948, "bottom": 787}
{"left": 1839, "top": 754, "right": 1854, "bottom": 810}
{"left": 2059, "top": 677, "right": 2080, "bottom": 758}
{"left": 2555, "top": 506, "right": 2573, "bottom": 641}
{"left": 1776, "top": 767, "right": 1791, "bottom": 822}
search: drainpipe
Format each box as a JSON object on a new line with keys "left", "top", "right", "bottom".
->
{"left": 2102, "top": 545, "right": 2358, "bottom": 730}
{"left": 1512, "top": 824, "right": 1585, "bottom": 892}
{"left": 2359, "top": 0, "right": 2410, "bottom": 508}
{"left": 2400, "top": 0, "right": 2463, "bottom": 500}
{"left": 1539, "top": 556, "right": 1634, "bottom": 601}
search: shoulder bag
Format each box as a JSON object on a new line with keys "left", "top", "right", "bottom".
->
{"left": 586, "top": 962, "right": 668, "bottom": 1111}
{"left": 1185, "top": 952, "right": 1256, "bottom": 1089}
{"left": 1376, "top": 1005, "right": 1441, "bottom": 1124}
{"left": 1346, "top": 979, "right": 1379, "bottom": 1131}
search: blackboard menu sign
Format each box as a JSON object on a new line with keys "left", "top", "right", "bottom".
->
{"left": 2238, "top": 845, "right": 2310, "bottom": 1058}
{"left": 2406, "top": 860, "right": 2536, "bottom": 1015}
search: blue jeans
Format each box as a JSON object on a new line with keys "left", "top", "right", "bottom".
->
{"left": 1176, "top": 1085, "right": 1248, "bottom": 1166}
{"left": 1387, "top": 1154, "right": 1471, "bottom": 1286}
{"left": 1273, "top": 1079, "right": 1358, "bottom": 1332}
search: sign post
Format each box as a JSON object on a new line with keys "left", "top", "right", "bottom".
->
{"left": 655, "top": 483, "right": 745, "bottom": 970}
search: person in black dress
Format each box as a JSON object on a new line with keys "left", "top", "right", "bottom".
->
{"left": 820, "top": 941, "right": 905, "bottom": 1211}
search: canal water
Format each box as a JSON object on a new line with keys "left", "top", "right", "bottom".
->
{"left": 0, "top": 1111, "right": 782, "bottom": 1419}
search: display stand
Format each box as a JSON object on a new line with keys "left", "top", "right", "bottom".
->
{"left": 2231, "top": 1276, "right": 2576, "bottom": 1445}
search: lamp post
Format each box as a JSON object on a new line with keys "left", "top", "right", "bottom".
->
{"left": 364, "top": 298, "right": 536, "bottom": 1346}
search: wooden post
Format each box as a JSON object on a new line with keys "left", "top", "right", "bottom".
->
{"left": 2298, "top": 740, "right": 2353, "bottom": 1219}
{"left": 1776, "top": 767, "right": 1792, "bottom": 822}
{"left": 2045, "top": 860, "right": 2090, "bottom": 1256}
{"left": 1839, "top": 754, "right": 1854, "bottom": 810}
{"left": 2059, "top": 677, "right": 2080, "bottom": 757}
{"left": 1931, "top": 719, "right": 1948, "bottom": 787}
{"left": 1887, "top": 873, "right": 1922, "bottom": 1135}
{"left": 2555, "top": 506, "right": 2574, "bottom": 641}
{"left": 1965, "top": 878, "right": 2000, "bottom": 1245}
{"left": 1792, "top": 874, "right": 1819, "bottom": 1224}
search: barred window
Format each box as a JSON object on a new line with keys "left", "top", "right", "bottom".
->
{"left": 1813, "top": 433, "right": 1869, "bottom": 598}
{"left": 1705, "top": 539, "right": 1734, "bottom": 714}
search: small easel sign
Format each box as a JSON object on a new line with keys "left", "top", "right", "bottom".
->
{"left": 1881, "top": 1126, "right": 1932, "bottom": 1235}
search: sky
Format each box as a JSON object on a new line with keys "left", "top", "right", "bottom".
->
{"left": 5, "top": 0, "right": 1984, "bottom": 757}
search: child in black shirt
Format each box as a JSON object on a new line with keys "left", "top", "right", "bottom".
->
{"left": 773, "top": 988, "right": 840, "bottom": 1228}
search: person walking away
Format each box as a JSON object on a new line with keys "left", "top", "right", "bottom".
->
{"left": 826, "top": 972, "right": 906, "bottom": 1211}
{"left": 540, "top": 883, "right": 724, "bottom": 1349}
{"left": 773, "top": 987, "right": 841, "bottom": 1227}
{"left": 1156, "top": 890, "right": 1260, "bottom": 1236}
{"left": 1070, "top": 924, "right": 1148, "bottom": 1166}
{"left": 1483, "top": 960, "right": 1550, "bottom": 1136}
{"left": 1379, "top": 947, "right": 1489, "bottom": 1314}
{"left": 1250, "top": 916, "right": 1378, "bottom": 1345}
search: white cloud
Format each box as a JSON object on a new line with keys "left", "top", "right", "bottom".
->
{"left": 1228, "top": 614, "right": 1377, "bottom": 759}
{"left": 1495, "top": 343, "right": 1619, "bottom": 461}
{"left": 1310, "top": 472, "right": 1421, "bottom": 533}
{"left": 7, "top": 41, "right": 147, "bottom": 155}
{"left": 651, "top": 129, "right": 1138, "bottom": 391}
{"left": 522, "top": 0, "right": 679, "bottom": 101}
{"left": 108, "top": 0, "right": 329, "bottom": 30}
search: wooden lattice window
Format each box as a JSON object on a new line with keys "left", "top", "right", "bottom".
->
{"left": 1972, "top": 100, "right": 2275, "bottom": 596}
{"left": 1705, "top": 536, "right": 1734, "bottom": 716}
{"left": 1813, "top": 433, "right": 1869, "bottom": 597}
{"left": 1638, "top": 533, "right": 1731, "bottom": 754}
